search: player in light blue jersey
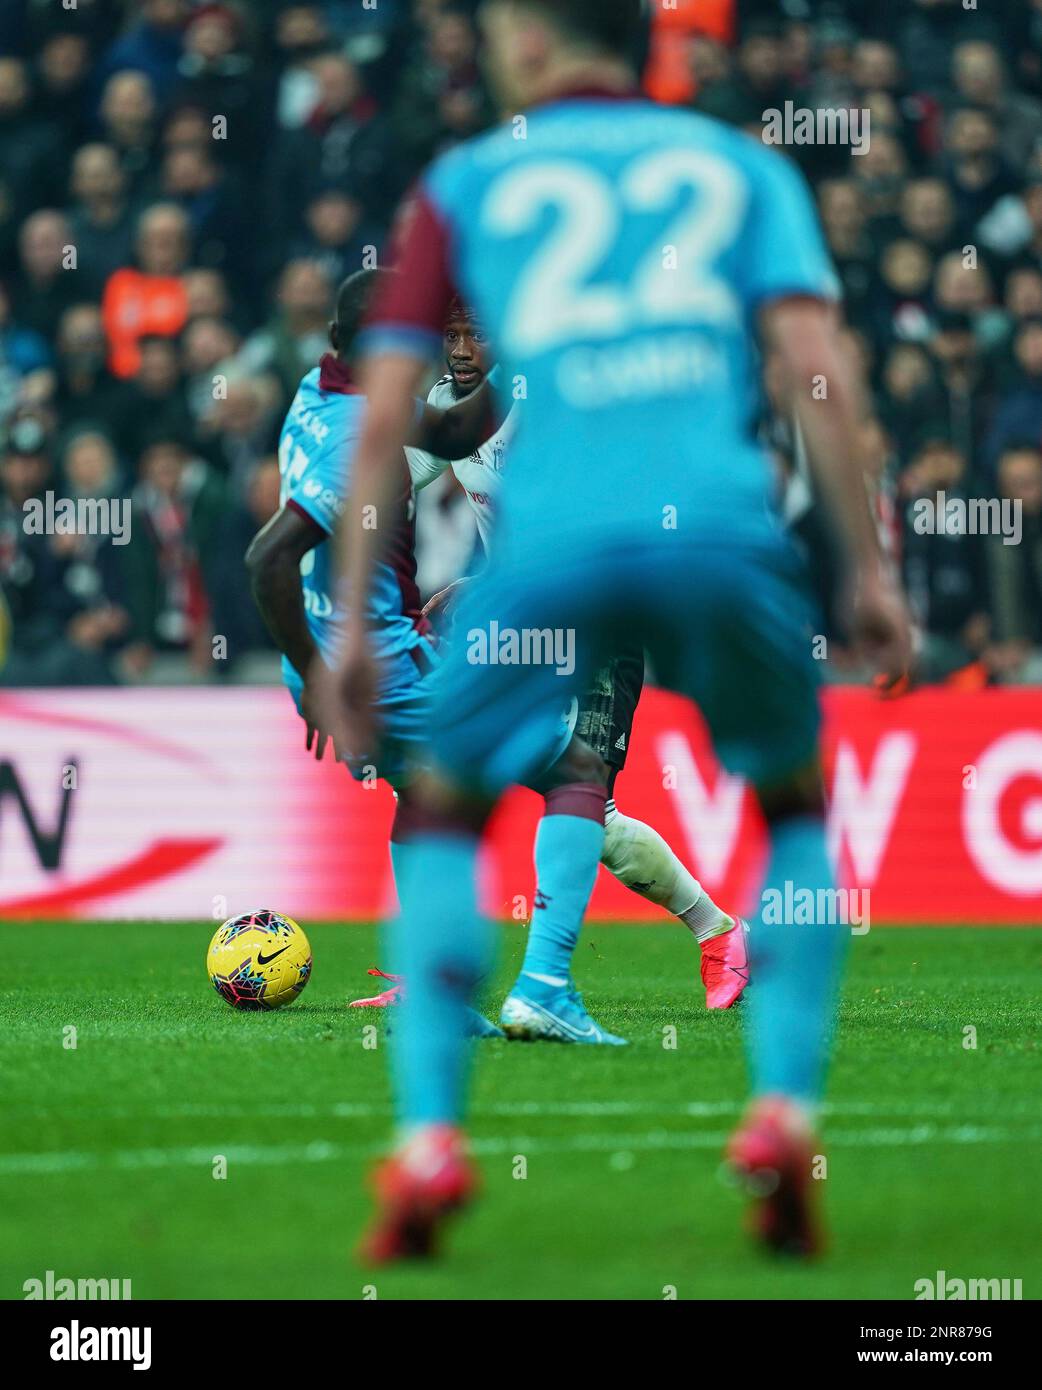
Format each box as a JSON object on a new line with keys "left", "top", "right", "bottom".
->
{"left": 247, "top": 270, "right": 497, "bottom": 783}
{"left": 319, "top": 0, "right": 912, "bottom": 1263}
{"left": 247, "top": 269, "right": 507, "bottom": 1037}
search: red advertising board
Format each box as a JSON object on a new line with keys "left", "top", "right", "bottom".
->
{"left": 1, "top": 686, "right": 1040, "bottom": 923}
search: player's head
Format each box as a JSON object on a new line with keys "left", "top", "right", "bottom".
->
{"left": 443, "top": 299, "right": 489, "bottom": 396}
{"left": 330, "top": 268, "right": 389, "bottom": 358}
{"left": 478, "top": 0, "right": 645, "bottom": 107}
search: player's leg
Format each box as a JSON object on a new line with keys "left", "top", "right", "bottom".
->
{"left": 667, "top": 541, "right": 844, "bottom": 1256}
{"left": 581, "top": 646, "right": 748, "bottom": 1007}
{"left": 342, "top": 678, "right": 503, "bottom": 1036}
{"left": 502, "top": 732, "right": 625, "bottom": 1044}
{"left": 358, "top": 769, "right": 495, "bottom": 1263}
{"left": 360, "top": 563, "right": 603, "bottom": 1259}
{"left": 726, "top": 761, "right": 839, "bottom": 1257}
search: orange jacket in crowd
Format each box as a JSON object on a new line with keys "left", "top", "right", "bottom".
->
{"left": 644, "top": 0, "right": 736, "bottom": 106}
{"left": 101, "top": 268, "right": 189, "bottom": 378}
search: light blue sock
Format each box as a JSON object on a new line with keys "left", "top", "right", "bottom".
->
{"left": 521, "top": 808, "right": 605, "bottom": 982}
{"left": 390, "top": 834, "right": 494, "bottom": 1125}
{"left": 747, "top": 814, "right": 848, "bottom": 1103}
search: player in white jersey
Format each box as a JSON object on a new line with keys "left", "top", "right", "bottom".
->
{"left": 407, "top": 301, "right": 749, "bottom": 1011}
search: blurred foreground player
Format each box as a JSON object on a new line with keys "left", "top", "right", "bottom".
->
{"left": 320, "top": 0, "right": 911, "bottom": 1262}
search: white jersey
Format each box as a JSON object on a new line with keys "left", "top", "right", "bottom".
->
{"left": 405, "top": 376, "right": 515, "bottom": 552}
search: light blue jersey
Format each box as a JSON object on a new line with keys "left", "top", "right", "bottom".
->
{"left": 277, "top": 357, "right": 431, "bottom": 697}
{"left": 364, "top": 94, "right": 840, "bottom": 792}
{"left": 367, "top": 97, "right": 839, "bottom": 563}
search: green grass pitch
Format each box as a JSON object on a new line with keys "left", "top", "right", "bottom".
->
{"left": 1, "top": 921, "right": 1039, "bottom": 1300}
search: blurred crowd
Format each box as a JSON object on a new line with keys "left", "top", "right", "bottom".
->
{"left": 0, "top": 0, "right": 1041, "bottom": 686}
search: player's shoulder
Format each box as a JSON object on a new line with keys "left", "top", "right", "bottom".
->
{"left": 425, "top": 374, "right": 456, "bottom": 408}
{"left": 421, "top": 123, "right": 515, "bottom": 212}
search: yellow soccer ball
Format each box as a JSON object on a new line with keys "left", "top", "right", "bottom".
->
{"left": 207, "top": 910, "right": 312, "bottom": 1010}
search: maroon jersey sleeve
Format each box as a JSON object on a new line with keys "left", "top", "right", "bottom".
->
{"left": 360, "top": 187, "right": 460, "bottom": 361}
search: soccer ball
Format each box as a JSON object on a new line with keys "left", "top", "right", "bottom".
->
{"left": 207, "top": 910, "right": 312, "bottom": 1011}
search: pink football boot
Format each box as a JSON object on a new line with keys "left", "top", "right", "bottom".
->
{"left": 358, "top": 1124, "right": 476, "bottom": 1263}
{"left": 348, "top": 968, "right": 405, "bottom": 1008}
{"left": 700, "top": 918, "right": 750, "bottom": 1009}
{"left": 726, "top": 1095, "right": 823, "bottom": 1257}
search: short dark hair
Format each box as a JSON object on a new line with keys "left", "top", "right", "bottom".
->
{"left": 333, "top": 268, "right": 390, "bottom": 352}
{"left": 503, "top": 0, "right": 647, "bottom": 63}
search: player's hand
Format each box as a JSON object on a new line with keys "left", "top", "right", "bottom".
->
{"left": 335, "top": 634, "right": 380, "bottom": 756}
{"left": 299, "top": 682, "right": 332, "bottom": 761}
{"left": 849, "top": 568, "right": 913, "bottom": 690}
{"left": 308, "top": 634, "right": 379, "bottom": 762}
{"left": 421, "top": 577, "right": 468, "bottom": 626}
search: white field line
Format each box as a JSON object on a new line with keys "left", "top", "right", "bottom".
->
{"left": 7, "top": 1097, "right": 1042, "bottom": 1123}
{"left": 1, "top": 1122, "right": 1040, "bottom": 1178}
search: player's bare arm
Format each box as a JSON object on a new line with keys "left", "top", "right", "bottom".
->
{"left": 412, "top": 375, "right": 500, "bottom": 460}
{"left": 246, "top": 505, "right": 334, "bottom": 759}
{"left": 761, "top": 296, "right": 912, "bottom": 683}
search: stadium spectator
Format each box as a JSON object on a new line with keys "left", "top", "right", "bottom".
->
{"left": 173, "top": 3, "right": 267, "bottom": 165}
{"left": 0, "top": 418, "right": 130, "bottom": 685}
{"left": 182, "top": 266, "right": 232, "bottom": 323}
{"left": 206, "top": 454, "right": 279, "bottom": 672}
{"left": 37, "top": 32, "right": 94, "bottom": 137}
{"left": 110, "top": 334, "right": 195, "bottom": 468}
{"left": 0, "top": 56, "right": 66, "bottom": 214}
{"left": 391, "top": 5, "right": 496, "bottom": 172}
{"left": 268, "top": 50, "right": 394, "bottom": 252}
{"left": 12, "top": 209, "right": 76, "bottom": 342}
{"left": 949, "top": 41, "right": 1042, "bottom": 170}
{"left": 237, "top": 259, "right": 332, "bottom": 404}
{"left": 898, "top": 178, "right": 959, "bottom": 255}
{"left": 101, "top": 202, "right": 191, "bottom": 378}
{"left": 66, "top": 143, "right": 137, "bottom": 299}
{"left": 695, "top": 17, "right": 788, "bottom": 133}
{"left": 125, "top": 435, "right": 224, "bottom": 674}
{"left": 158, "top": 137, "right": 253, "bottom": 291}
{"left": 51, "top": 302, "right": 125, "bottom": 438}
{"left": 98, "top": 0, "right": 190, "bottom": 107}
{"left": 0, "top": 282, "right": 51, "bottom": 423}
{"left": 899, "top": 436, "right": 990, "bottom": 680}
{"left": 984, "top": 318, "right": 1042, "bottom": 475}
{"left": 290, "top": 187, "right": 383, "bottom": 290}
{"left": 97, "top": 70, "right": 160, "bottom": 193}
{"left": 984, "top": 444, "right": 1042, "bottom": 681}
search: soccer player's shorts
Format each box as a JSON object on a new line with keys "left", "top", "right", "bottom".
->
{"left": 427, "top": 533, "right": 821, "bottom": 799}
{"left": 574, "top": 644, "right": 645, "bottom": 771}
{"left": 282, "top": 644, "right": 438, "bottom": 789}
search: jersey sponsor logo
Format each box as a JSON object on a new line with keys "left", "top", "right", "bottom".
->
{"left": 302, "top": 478, "right": 346, "bottom": 518}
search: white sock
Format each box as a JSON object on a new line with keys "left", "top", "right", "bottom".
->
{"left": 602, "top": 801, "right": 734, "bottom": 943}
